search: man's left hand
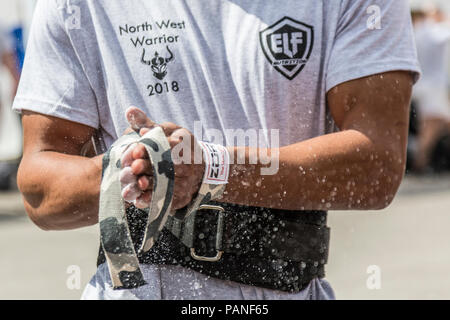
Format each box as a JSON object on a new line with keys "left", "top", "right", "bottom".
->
{"left": 120, "top": 107, "right": 205, "bottom": 210}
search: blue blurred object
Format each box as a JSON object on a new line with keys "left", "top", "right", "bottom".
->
{"left": 10, "top": 26, "right": 24, "bottom": 71}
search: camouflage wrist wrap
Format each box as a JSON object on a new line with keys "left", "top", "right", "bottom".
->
{"left": 99, "top": 127, "right": 226, "bottom": 290}
{"left": 99, "top": 127, "right": 174, "bottom": 290}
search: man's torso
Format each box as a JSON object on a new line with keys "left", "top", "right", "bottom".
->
{"left": 61, "top": 0, "right": 340, "bottom": 150}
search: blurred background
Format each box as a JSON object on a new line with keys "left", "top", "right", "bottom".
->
{"left": 0, "top": 0, "right": 450, "bottom": 300}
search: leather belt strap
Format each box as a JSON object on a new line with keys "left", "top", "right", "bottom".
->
{"left": 96, "top": 204, "right": 330, "bottom": 293}
{"left": 166, "top": 203, "right": 330, "bottom": 264}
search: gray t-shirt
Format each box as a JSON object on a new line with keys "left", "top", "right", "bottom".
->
{"left": 13, "top": 0, "right": 420, "bottom": 300}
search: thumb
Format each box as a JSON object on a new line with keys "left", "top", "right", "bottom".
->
{"left": 125, "top": 106, "right": 158, "bottom": 131}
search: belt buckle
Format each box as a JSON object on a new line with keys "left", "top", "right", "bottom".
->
{"left": 190, "top": 204, "right": 225, "bottom": 262}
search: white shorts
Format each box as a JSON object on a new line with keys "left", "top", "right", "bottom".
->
{"left": 81, "top": 263, "right": 336, "bottom": 300}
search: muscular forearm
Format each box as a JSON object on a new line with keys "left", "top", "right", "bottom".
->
{"left": 220, "top": 129, "right": 405, "bottom": 211}
{"left": 17, "top": 112, "right": 404, "bottom": 230}
{"left": 18, "top": 152, "right": 103, "bottom": 230}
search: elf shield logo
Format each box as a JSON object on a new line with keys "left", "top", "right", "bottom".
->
{"left": 260, "top": 17, "right": 314, "bottom": 80}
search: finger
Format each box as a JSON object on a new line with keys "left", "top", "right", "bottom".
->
{"left": 119, "top": 166, "right": 137, "bottom": 186}
{"left": 171, "top": 128, "right": 191, "bottom": 141}
{"left": 125, "top": 106, "right": 158, "bottom": 131}
{"left": 140, "top": 122, "right": 180, "bottom": 137}
{"left": 137, "top": 175, "right": 152, "bottom": 191}
{"left": 120, "top": 144, "right": 137, "bottom": 168}
{"left": 168, "top": 134, "right": 183, "bottom": 149}
{"left": 140, "top": 127, "right": 151, "bottom": 136}
{"left": 122, "top": 127, "right": 135, "bottom": 135}
{"left": 135, "top": 199, "right": 149, "bottom": 209}
{"left": 135, "top": 191, "right": 152, "bottom": 209}
{"left": 132, "top": 144, "right": 149, "bottom": 160}
{"left": 131, "top": 158, "right": 153, "bottom": 176}
{"left": 122, "top": 183, "right": 142, "bottom": 202}
{"left": 160, "top": 122, "right": 181, "bottom": 137}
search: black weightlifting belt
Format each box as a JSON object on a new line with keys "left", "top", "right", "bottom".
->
{"left": 97, "top": 202, "right": 330, "bottom": 293}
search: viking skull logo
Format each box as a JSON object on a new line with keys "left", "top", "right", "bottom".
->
{"left": 141, "top": 46, "right": 174, "bottom": 80}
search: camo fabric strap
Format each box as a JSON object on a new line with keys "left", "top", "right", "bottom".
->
{"left": 173, "top": 183, "right": 226, "bottom": 221}
{"left": 137, "top": 127, "right": 175, "bottom": 253}
{"left": 99, "top": 127, "right": 174, "bottom": 290}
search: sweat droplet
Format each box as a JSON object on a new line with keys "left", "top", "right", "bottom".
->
{"left": 193, "top": 282, "right": 202, "bottom": 290}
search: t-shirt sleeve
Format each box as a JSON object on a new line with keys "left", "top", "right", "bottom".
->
{"left": 12, "top": 0, "right": 99, "bottom": 129}
{"left": 326, "top": 0, "right": 421, "bottom": 92}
